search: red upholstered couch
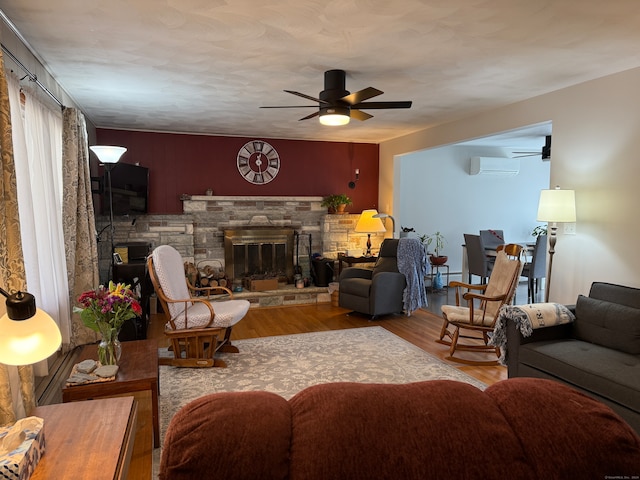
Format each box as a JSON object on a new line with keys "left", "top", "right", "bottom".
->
{"left": 160, "top": 378, "right": 640, "bottom": 480}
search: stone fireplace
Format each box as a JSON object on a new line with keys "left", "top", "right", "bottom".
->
{"left": 97, "top": 195, "right": 384, "bottom": 286}
{"left": 224, "top": 226, "right": 295, "bottom": 283}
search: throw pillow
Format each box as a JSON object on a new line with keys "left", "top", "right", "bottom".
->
{"left": 574, "top": 294, "right": 640, "bottom": 354}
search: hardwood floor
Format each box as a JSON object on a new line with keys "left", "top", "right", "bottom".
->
{"left": 146, "top": 281, "right": 530, "bottom": 386}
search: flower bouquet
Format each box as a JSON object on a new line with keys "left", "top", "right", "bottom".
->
{"left": 74, "top": 281, "right": 142, "bottom": 365}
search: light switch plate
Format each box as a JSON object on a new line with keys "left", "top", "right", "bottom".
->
{"left": 564, "top": 223, "right": 576, "bottom": 235}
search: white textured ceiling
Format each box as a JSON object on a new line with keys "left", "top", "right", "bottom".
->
{"left": 1, "top": 0, "right": 640, "bottom": 145}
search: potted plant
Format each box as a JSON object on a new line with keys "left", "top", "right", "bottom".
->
{"left": 532, "top": 225, "right": 547, "bottom": 237}
{"left": 419, "top": 232, "right": 448, "bottom": 265}
{"left": 321, "top": 193, "right": 352, "bottom": 214}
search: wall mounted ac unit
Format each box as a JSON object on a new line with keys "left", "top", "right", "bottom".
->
{"left": 469, "top": 157, "right": 520, "bottom": 176}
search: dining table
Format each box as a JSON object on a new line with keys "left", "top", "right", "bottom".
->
{"left": 461, "top": 241, "right": 534, "bottom": 284}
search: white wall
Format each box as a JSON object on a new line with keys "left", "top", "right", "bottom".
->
{"left": 380, "top": 66, "right": 640, "bottom": 304}
{"left": 396, "top": 146, "right": 549, "bottom": 273}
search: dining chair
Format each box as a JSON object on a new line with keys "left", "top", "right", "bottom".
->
{"left": 496, "top": 243, "right": 524, "bottom": 258}
{"left": 464, "top": 233, "right": 492, "bottom": 284}
{"left": 479, "top": 229, "right": 505, "bottom": 251}
{"left": 521, "top": 235, "right": 547, "bottom": 302}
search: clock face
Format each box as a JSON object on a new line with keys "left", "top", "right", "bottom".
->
{"left": 237, "top": 140, "right": 280, "bottom": 185}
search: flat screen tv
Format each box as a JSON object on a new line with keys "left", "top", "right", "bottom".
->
{"left": 102, "top": 163, "right": 149, "bottom": 215}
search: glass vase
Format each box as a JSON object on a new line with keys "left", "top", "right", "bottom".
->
{"left": 98, "top": 330, "right": 122, "bottom": 366}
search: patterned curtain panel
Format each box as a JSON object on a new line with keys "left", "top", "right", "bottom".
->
{"left": 62, "top": 108, "right": 100, "bottom": 348}
{"left": 0, "top": 50, "right": 35, "bottom": 425}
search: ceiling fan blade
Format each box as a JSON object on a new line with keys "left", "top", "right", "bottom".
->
{"left": 352, "top": 101, "right": 412, "bottom": 109}
{"left": 341, "top": 87, "right": 383, "bottom": 105}
{"left": 350, "top": 109, "right": 373, "bottom": 121}
{"left": 284, "top": 90, "right": 329, "bottom": 105}
{"left": 299, "top": 111, "right": 320, "bottom": 121}
{"left": 260, "top": 105, "right": 318, "bottom": 108}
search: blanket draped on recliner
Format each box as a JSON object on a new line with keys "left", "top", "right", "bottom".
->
{"left": 397, "top": 238, "right": 429, "bottom": 315}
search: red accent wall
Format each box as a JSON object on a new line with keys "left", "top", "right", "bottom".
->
{"left": 96, "top": 129, "right": 379, "bottom": 214}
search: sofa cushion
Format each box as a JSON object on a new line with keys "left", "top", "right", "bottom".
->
{"left": 159, "top": 391, "right": 292, "bottom": 480}
{"left": 518, "top": 339, "right": 640, "bottom": 412}
{"left": 574, "top": 294, "right": 640, "bottom": 354}
{"left": 485, "top": 378, "right": 640, "bottom": 479}
{"left": 288, "top": 380, "right": 536, "bottom": 480}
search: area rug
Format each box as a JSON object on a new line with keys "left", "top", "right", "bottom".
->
{"left": 154, "top": 326, "right": 486, "bottom": 476}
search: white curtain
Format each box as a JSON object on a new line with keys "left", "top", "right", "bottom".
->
{"left": 7, "top": 76, "right": 70, "bottom": 361}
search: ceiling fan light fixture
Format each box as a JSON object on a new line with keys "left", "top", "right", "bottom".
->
{"left": 319, "top": 106, "right": 350, "bottom": 126}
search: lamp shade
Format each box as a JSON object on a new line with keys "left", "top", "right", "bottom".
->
{"left": 0, "top": 308, "right": 62, "bottom": 365}
{"left": 537, "top": 188, "right": 576, "bottom": 222}
{"left": 90, "top": 145, "right": 127, "bottom": 164}
{"left": 355, "top": 209, "right": 387, "bottom": 233}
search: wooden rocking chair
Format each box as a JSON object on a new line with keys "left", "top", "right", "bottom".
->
{"left": 148, "top": 245, "right": 250, "bottom": 367}
{"left": 437, "top": 249, "right": 523, "bottom": 364}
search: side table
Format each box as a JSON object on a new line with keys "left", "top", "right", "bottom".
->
{"left": 31, "top": 397, "right": 136, "bottom": 480}
{"left": 337, "top": 253, "right": 377, "bottom": 275}
{"left": 62, "top": 339, "right": 159, "bottom": 448}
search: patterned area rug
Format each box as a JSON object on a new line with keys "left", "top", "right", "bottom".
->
{"left": 154, "top": 326, "right": 485, "bottom": 476}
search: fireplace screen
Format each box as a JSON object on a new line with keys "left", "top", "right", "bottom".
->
{"left": 224, "top": 227, "right": 295, "bottom": 283}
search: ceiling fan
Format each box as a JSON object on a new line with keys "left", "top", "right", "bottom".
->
{"left": 513, "top": 135, "right": 552, "bottom": 160}
{"left": 260, "top": 69, "right": 412, "bottom": 125}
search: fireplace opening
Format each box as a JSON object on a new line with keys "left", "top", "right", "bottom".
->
{"left": 224, "top": 227, "right": 295, "bottom": 284}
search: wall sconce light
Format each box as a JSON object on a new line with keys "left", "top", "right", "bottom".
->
{"left": 354, "top": 209, "right": 387, "bottom": 256}
{"left": 348, "top": 169, "right": 360, "bottom": 189}
{"left": 536, "top": 185, "right": 576, "bottom": 302}
{"left": 0, "top": 287, "right": 61, "bottom": 365}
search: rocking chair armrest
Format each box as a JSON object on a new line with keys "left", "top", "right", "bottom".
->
{"left": 202, "top": 286, "right": 235, "bottom": 298}
{"left": 449, "top": 281, "right": 488, "bottom": 306}
{"left": 462, "top": 291, "right": 507, "bottom": 303}
{"left": 449, "top": 280, "right": 487, "bottom": 291}
{"left": 164, "top": 296, "right": 216, "bottom": 329}
{"left": 187, "top": 281, "right": 235, "bottom": 298}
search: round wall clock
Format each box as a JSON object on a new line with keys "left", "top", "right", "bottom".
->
{"left": 237, "top": 140, "right": 280, "bottom": 185}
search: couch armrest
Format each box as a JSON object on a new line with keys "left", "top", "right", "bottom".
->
{"left": 370, "top": 271, "right": 406, "bottom": 311}
{"left": 506, "top": 318, "right": 573, "bottom": 377}
{"left": 339, "top": 267, "right": 373, "bottom": 281}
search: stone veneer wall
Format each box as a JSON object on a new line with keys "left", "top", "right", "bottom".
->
{"left": 97, "top": 196, "right": 386, "bottom": 285}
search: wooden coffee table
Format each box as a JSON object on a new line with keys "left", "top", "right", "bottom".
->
{"left": 62, "top": 339, "right": 160, "bottom": 448}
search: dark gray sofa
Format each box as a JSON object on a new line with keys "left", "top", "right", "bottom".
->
{"left": 506, "top": 282, "right": 640, "bottom": 433}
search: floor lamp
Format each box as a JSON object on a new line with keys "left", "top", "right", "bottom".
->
{"left": 354, "top": 209, "right": 387, "bottom": 256}
{"left": 536, "top": 186, "right": 576, "bottom": 302}
{"left": 90, "top": 146, "right": 127, "bottom": 281}
{"left": 372, "top": 212, "right": 396, "bottom": 238}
